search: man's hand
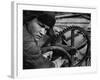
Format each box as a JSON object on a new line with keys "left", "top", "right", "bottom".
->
{"left": 42, "top": 51, "right": 53, "bottom": 60}
{"left": 52, "top": 57, "right": 68, "bottom": 67}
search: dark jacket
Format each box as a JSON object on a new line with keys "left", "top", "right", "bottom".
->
{"left": 23, "top": 26, "right": 55, "bottom": 69}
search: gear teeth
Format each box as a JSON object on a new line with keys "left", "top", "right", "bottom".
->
{"left": 53, "top": 25, "right": 82, "bottom": 42}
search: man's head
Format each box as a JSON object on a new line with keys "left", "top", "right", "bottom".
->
{"left": 37, "top": 14, "right": 56, "bottom": 28}
{"left": 26, "top": 13, "right": 56, "bottom": 38}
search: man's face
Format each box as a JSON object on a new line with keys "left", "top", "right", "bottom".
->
{"left": 28, "top": 18, "right": 49, "bottom": 39}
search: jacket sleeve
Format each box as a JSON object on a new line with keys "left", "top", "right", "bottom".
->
{"left": 23, "top": 40, "right": 55, "bottom": 69}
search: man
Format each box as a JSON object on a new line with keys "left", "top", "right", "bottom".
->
{"left": 23, "top": 13, "right": 56, "bottom": 69}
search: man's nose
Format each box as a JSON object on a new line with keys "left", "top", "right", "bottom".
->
{"left": 39, "top": 28, "right": 46, "bottom": 36}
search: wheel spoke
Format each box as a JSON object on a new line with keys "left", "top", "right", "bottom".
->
{"left": 71, "top": 29, "right": 75, "bottom": 47}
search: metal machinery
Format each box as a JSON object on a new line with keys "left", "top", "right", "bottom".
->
{"left": 41, "top": 14, "right": 91, "bottom": 67}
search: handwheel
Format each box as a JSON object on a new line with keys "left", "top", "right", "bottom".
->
{"left": 41, "top": 46, "right": 72, "bottom": 67}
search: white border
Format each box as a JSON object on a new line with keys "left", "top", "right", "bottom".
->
{"left": 11, "top": 1, "right": 97, "bottom": 78}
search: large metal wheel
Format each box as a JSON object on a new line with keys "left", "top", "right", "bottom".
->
{"left": 60, "top": 26, "right": 90, "bottom": 66}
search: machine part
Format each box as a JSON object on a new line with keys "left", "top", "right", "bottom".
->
{"left": 41, "top": 46, "right": 72, "bottom": 67}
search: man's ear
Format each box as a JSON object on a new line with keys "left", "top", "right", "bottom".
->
{"left": 46, "top": 28, "right": 55, "bottom": 37}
